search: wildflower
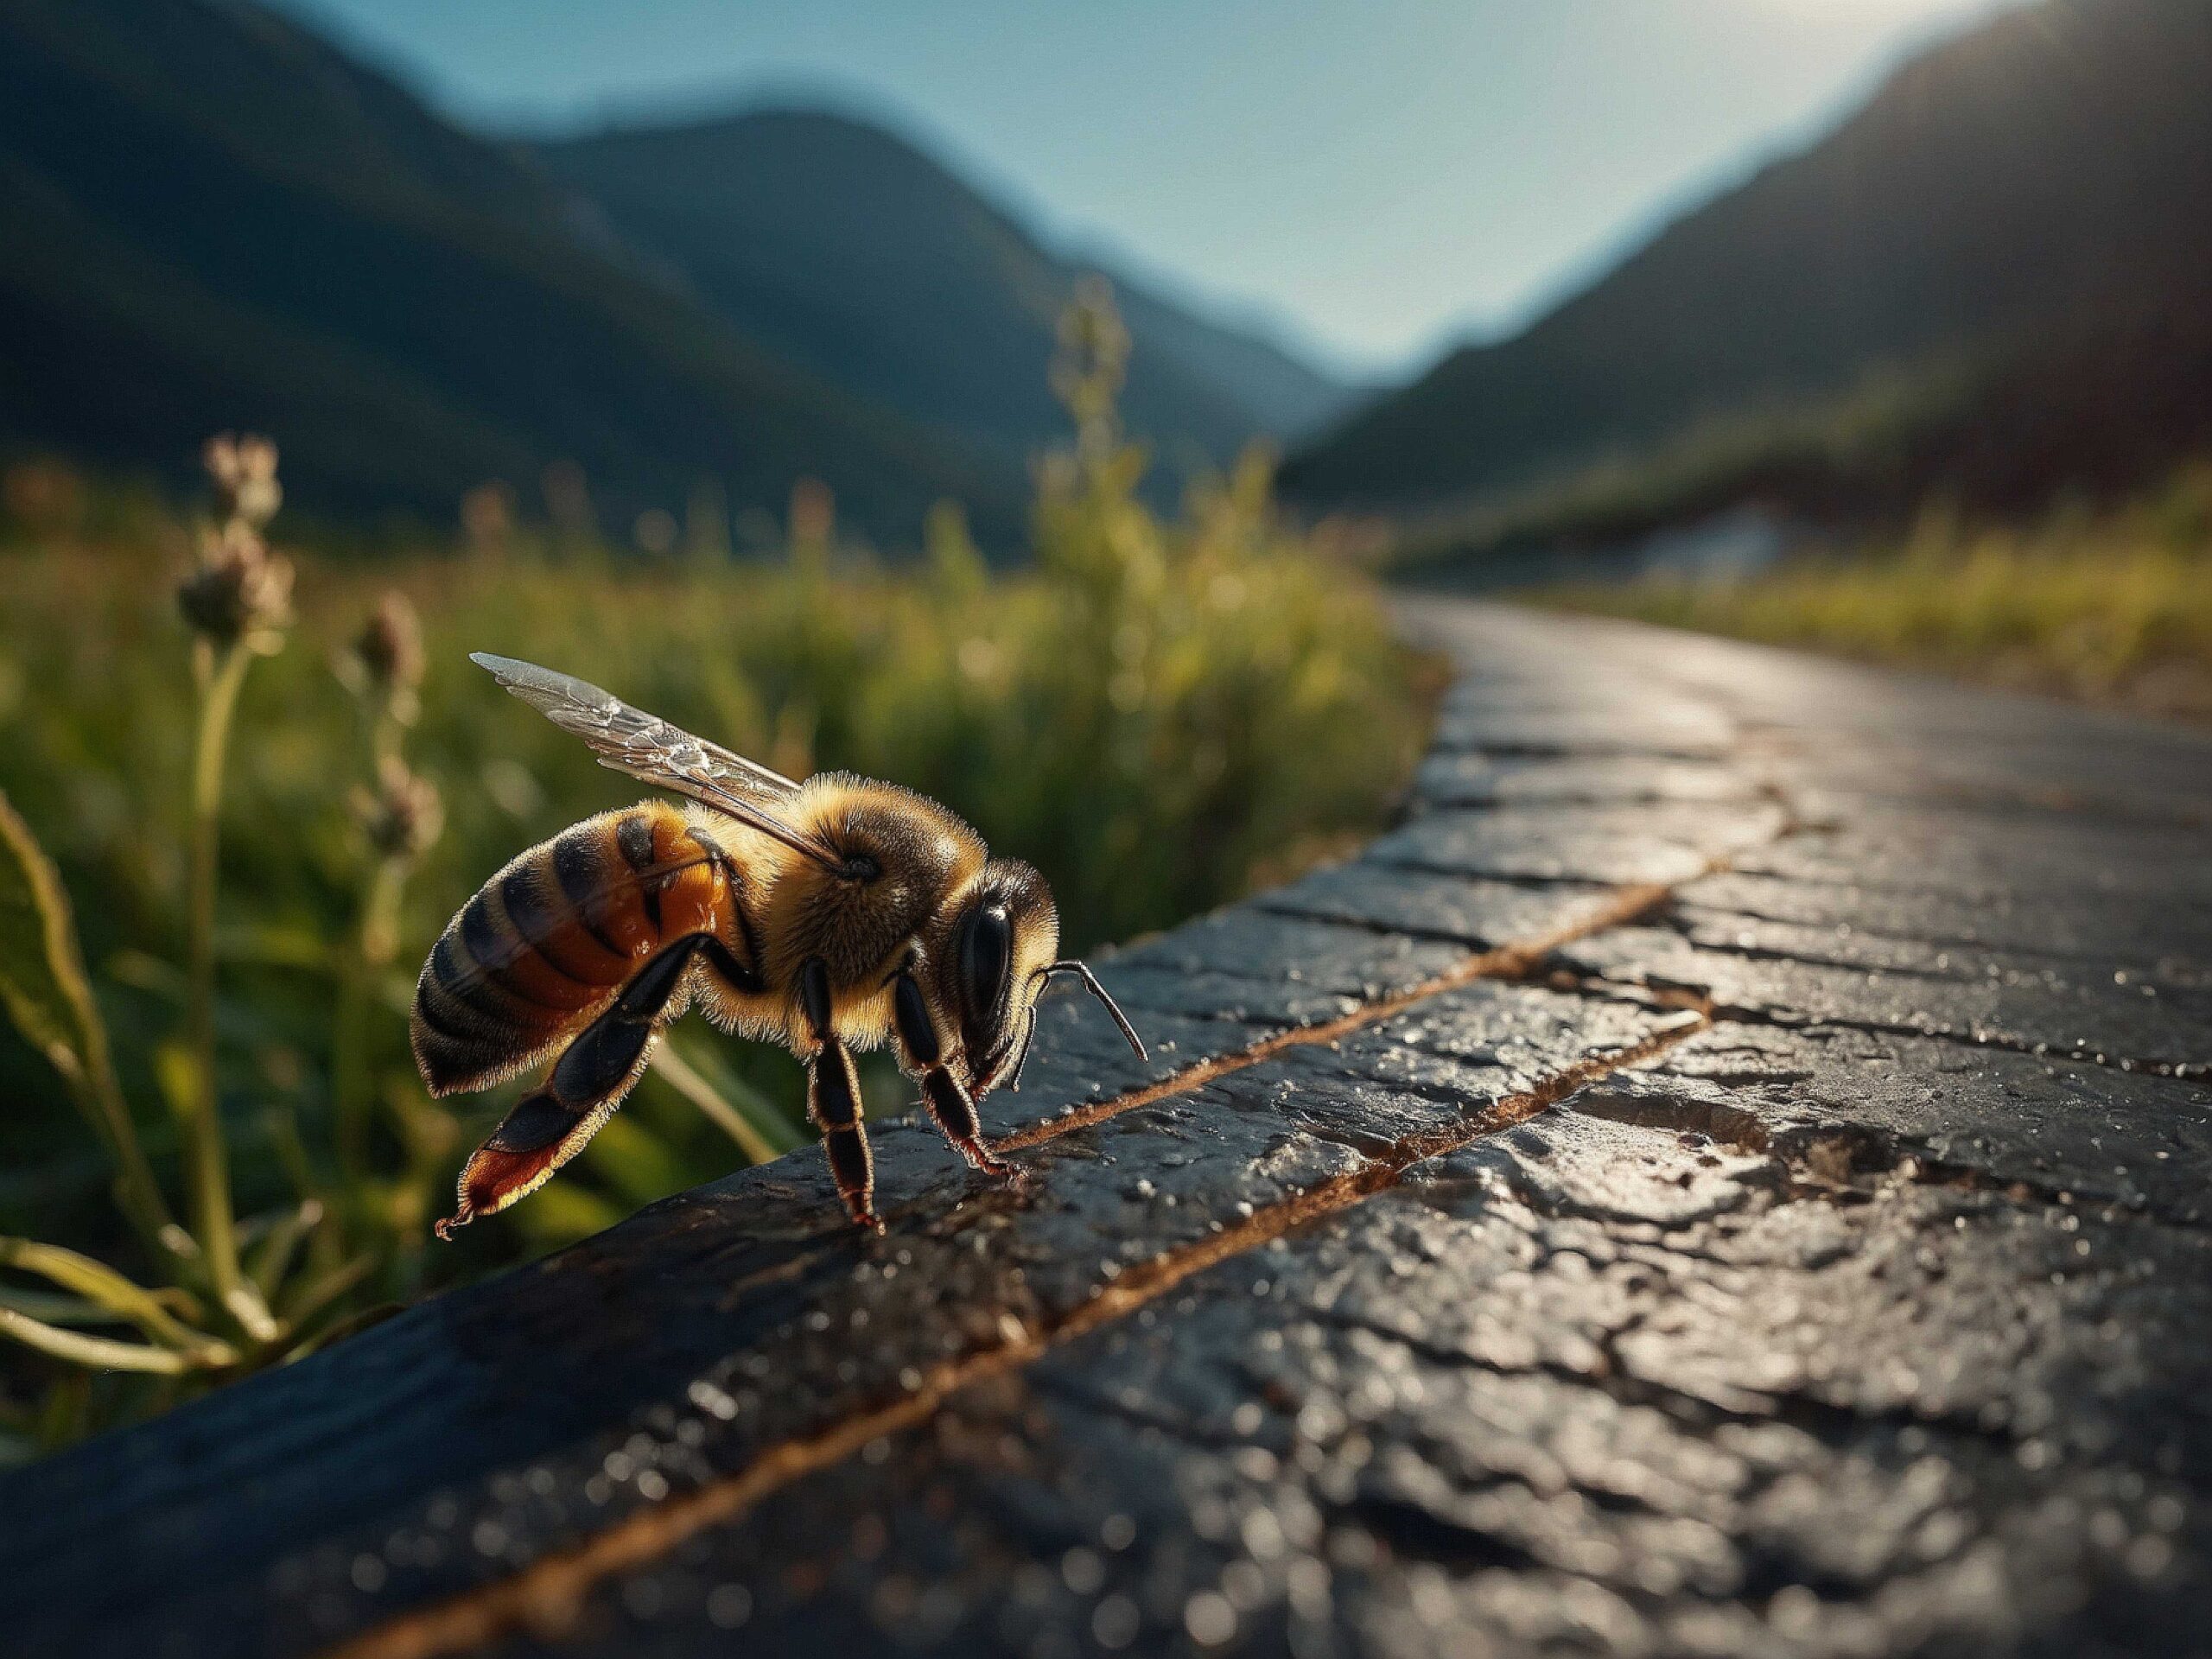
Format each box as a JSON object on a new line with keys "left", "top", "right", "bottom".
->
{"left": 180, "top": 433, "right": 293, "bottom": 651}
{"left": 346, "top": 591, "right": 425, "bottom": 725}
{"left": 352, "top": 754, "right": 443, "bottom": 861}
{"left": 202, "top": 433, "right": 282, "bottom": 529}
{"left": 177, "top": 518, "right": 294, "bottom": 649}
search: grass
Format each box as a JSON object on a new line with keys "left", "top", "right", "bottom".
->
{"left": 0, "top": 306, "right": 1429, "bottom": 1452}
{"left": 1530, "top": 465, "right": 2212, "bottom": 722}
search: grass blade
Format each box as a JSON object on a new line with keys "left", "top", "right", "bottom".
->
{"left": 0, "top": 791, "right": 181, "bottom": 1257}
{"left": 652, "top": 1037, "right": 804, "bottom": 1163}
{"left": 248, "top": 1198, "right": 326, "bottom": 1300}
{"left": 0, "top": 1306, "right": 189, "bottom": 1375}
{"left": 0, "top": 1237, "right": 236, "bottom": 1366}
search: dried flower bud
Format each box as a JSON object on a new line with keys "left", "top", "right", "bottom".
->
{"left": 788, "top": 476, "right": 836, "bottom": 550}
{"left": 352, "top": 755, "right": 443, "bottom": 861}
{"left": 355, "top": 592, "right": 424, "bottom": 699}
{"left": 203, "top": 433, "right": 282, "bottom": 529}
{"left": 178, "top": 522, "right": 294, "bottom": 648}
{"left": 460, "top": 482, "right": 513, "bottom": 555}
{"left": 1053, "top": 278, "right": 1129, "bottom": 395}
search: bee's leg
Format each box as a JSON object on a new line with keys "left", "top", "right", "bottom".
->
{"left": 698, "top": 933, "right": 764, "bottom": 995}
{"left": 892, "top": 971, "right": 1013, "bottom": 1178}
{"left": 438, "top": 935, "right": 708, "bottom": 1239}
{"left": 798, "top": 959, "right": 882, "bottom": 1234}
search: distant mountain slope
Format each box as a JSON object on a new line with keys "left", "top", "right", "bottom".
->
{"left": 1285, "top": 0, "right": 2212, "bottom": 514}
{"left": 0, "top": 0, "right": 1018, "bottom": 541}
{"left": 534, "top": 110, "right": 1351, "bottom": 474}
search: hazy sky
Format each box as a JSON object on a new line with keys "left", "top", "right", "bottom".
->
{"left": 276, "top": 0, "right": 2018, "bottom": 376}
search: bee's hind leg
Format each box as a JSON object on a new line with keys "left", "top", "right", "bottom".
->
{"left": 437, "top": 934, "right": 716, "bottom": 1239}
{"left": 892, "top": 971, "right": 1014, "bottom": 1180}
{"left": 798, "top": 959, "right": 884, "bottom": 1234}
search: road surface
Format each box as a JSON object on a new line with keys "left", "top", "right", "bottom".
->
{"left": 3, "top": 601, "right": 2209, "bottom": 1658}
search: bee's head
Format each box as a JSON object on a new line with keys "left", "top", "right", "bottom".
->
{"left": 943, "top": 860, "right": 1144, "bottom": 1096}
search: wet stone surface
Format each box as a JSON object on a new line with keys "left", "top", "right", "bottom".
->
{"left": 3, "top": 602, "right": 2209, "bottom": 1658}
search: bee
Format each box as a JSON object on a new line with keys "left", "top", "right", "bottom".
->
{"left": 412, "top": 654, "right": 1144, "bottom": 1237}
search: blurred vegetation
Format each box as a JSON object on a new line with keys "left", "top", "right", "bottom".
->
{"left": 1534, "top": 463, "right": 2212, "bottom": 723}
{"left": 1385, "top": 302, "right": 2212, "bottom": 584}
{"left": 1385, "top": 359, "right": 1979, "bottom": 573}
{"left": 0, "top": 296, "right": 1427, "bottom": 1455}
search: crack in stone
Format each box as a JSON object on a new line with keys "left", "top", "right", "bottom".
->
{"left": 1423, "top": 737, "right": 1731, "bottom": 764}
{"left": 1544, "top": 965, "right": 2209, "bottom": 1085}
{"left": 1295, "top": 1300, "right": 2033, "bottom": 1561}
{"left": 1325, "top": 1059, "right": 1550, "bottom": 1120}
{"left": 1364, "top": 855, "right": 1629, "bottom": 891}
{"left": 1291, "top": 1119, "right": 1401, "bottom": 1159}
{"left": 1671, "top": 898, "right": 2208, "bottom": 978}
{"left": 1249, "top": 899, "right": 1496, "bottom": 950}
{"left": 1650, "top": 919, "right": 1965, "bottom": 983}
{"left": 1697, "top": 1001, "right": 2211, "bottom": 1085}
{"left": 993, "top": 880, "right": 1685, "bottom": 1154}
{"left": 1836, "top": 776, "right": 2211, "bottom": 835}
{"left": 1304, "top": 1304, "right": 1623, "bottom": 1392}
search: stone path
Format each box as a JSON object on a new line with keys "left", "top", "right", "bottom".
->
{"left": 3, "top": 601, "right": 2208, "bottom": 1659}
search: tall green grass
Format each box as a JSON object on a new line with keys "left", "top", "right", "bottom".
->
{"left": 0, "top": 307, "right": 1427, "bottom": 1452}
{"left": 1535, "top": 465, "right": 2212, "bottom": 721}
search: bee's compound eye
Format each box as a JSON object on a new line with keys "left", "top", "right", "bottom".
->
{"left": 959, "top": 904, "right": 1013, "bottom": 1023}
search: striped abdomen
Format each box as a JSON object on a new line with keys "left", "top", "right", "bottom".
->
{"left": 411, "top": 802, "right": 734, "bottom": 1096}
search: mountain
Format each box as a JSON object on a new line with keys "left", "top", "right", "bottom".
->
{"left": 0, "top": 0, "right": 1019, "bottom": 542}
{"left": 533, "top": 109, "right": 1353, "bottom": 477}
{"left": 1284, "top": 0, "right": 2212, "bottom": 519}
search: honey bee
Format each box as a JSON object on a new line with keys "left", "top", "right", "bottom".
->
{"left": 412, "top": 654, "right": 1143, "bottom": 1237}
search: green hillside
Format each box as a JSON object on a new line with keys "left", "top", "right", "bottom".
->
{"left": 0, "top": 0, "right": 1020, "bottom": 542}
{"left": 1285, "top": 0, "right": 2212, "bottom": 522}
{"left": 534, "top": 108, "right": 1350, "bottom": 476}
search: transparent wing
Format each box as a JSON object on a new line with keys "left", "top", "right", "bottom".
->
{"left": 472, "top": 653, "right": 844, "bottom": 871}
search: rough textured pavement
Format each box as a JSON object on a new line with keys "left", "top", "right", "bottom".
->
{"left": 3, "top": 601, "right": 2209, "bottom": 1659}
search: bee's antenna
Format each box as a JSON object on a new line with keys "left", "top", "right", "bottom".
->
{"left": 1036, "top": 959, "right": 1147, "bottom": 1061}
{"left": 1007, "top": 1003, "right": 1040, "bottom": 1092}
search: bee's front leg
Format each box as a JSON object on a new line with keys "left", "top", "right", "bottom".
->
{"left": 798, "top": 959, "right": 883, "bottom": 1234}
{"left": 892, "top": 969, "right": 1014, "bottom": 1179}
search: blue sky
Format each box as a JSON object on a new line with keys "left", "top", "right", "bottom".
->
{"left": 276, "top": 0, "right": 2018, "bottom": 377}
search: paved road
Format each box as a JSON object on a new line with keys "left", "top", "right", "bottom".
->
{"left": 3, "top": 602, "right": 2209, "bottom": 1658}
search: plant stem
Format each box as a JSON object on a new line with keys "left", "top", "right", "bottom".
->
{"left": 183, "top": 640, "right": 269, "bottom": 1337}
{"left": 58, "top": 1010, "right": 188, "bottom": 1274}
{"left": 332, "top": 855, "right": 403, "bottom": 1180}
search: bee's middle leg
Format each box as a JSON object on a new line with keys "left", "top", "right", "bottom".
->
{"left": 798, "top": 959, "right": 882, "bottom": 1234}
{"left": 893, "top": 971, "right": 1013, "bottom": 1178}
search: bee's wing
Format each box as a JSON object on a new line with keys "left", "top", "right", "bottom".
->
{"left": 471, "top": 653, "right": 847, "bottom": 872}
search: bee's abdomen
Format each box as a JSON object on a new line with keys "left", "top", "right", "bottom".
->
{"left": 412, "top": 803, "right": 730, "bottom": 1096}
